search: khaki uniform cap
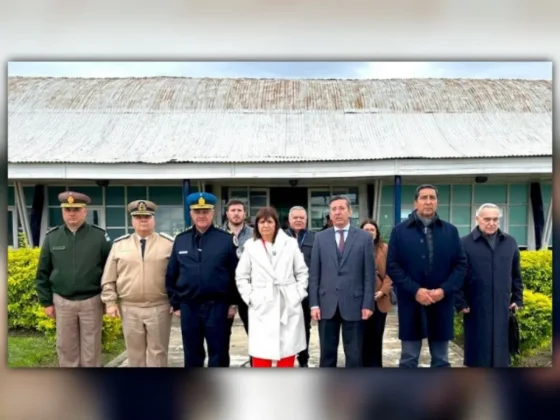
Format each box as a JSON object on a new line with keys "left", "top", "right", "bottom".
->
{"left": 128, "top": 200, "right": 157, "bottom": 216}
{"left": 58, "top": 191, "right": 91, "bottom": 208}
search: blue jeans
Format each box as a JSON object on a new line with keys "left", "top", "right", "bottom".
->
{"left": 400, "top": 340, "right": 450, "bottom": 368}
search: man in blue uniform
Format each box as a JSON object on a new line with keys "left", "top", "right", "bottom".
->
{"left": 165, "top": 192, "right": 239, "bottom": 367}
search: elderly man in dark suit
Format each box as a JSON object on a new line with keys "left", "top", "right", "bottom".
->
{"left": 309, "top": 196, "right": 376, "bottom": 368}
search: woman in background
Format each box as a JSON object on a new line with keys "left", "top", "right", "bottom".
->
{"left": 360, "top": 219, "right": 393, "bottom": 367}
{"left": 235, "top": 206, "right": 309, "bottom": 368}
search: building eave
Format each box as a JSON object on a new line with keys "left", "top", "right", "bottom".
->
{"left": 8, "top": 156, "right": 552, "bottom": 180}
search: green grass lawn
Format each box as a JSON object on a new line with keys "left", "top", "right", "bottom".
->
{"left": 8, "top": 330, "right": 126, "bottom": 368}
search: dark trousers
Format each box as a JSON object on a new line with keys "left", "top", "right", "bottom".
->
{"left": 362, "top": 304, "right": 388, "bottom": 367}
{"left": 180, "top": 300, "right": 229, "bottom": 367}
{"left": 225, "top": 298, "right": 250, "bottom": 366}
{"left": 318, "top": 306, "right": 363, "bottom": 367}
{"left": 297, "top": 297, "right": 312, "bottom": 366}
{"left": 400, "top": 340, "right": 450, "bottom": 368}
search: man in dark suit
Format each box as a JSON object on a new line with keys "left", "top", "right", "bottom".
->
{"left": 309, "top": 196, "right": 376, "bottom": 367}
{"left": 285, "top": 205, "right": 316, "bottom": 367}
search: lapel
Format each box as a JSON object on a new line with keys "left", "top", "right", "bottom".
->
{"left": 250, "top": 231, "right": 289, "bottom": 280}
{"left": 339, "top": 225, "right": 358, "bottom": 267}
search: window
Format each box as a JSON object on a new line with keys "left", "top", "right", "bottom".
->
{"left": 227, "top": 187, "right": 270, "bottom": 223}
{"left": 308, "top": 187, "right": 360, "bottom": 232}
{"left": 451, "top": 185, "right": 473, "bottom": 238}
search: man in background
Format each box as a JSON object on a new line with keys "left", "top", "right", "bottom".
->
{"left": 222, "top": 198, "right": 253, "bottom": 366}
{"left": 285, "top": 205, "right": 315, "bottom": 367}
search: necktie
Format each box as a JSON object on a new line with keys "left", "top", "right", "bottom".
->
{"left": 337, "top": 230, "right": 345, "bottom": 253}
{"left": 140, "top": 238, "right": 146, "bottom": 259}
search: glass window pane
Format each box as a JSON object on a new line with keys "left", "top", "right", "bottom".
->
{"left": 451, "top": 206, "right": 472, "bottom": 226}
{"left": 452, "top": 185, "right": 471, "bottom": 205}
{"left": 47, "top": 186, "right": 67, "bottom": 206}
{"left": 155, "top": 207, "right": 184, "bottom": 235}
{"left": 23, "top": 187, "right": 35, "bottom": 205}
{"left": 434, "top": 185, "right": 450, "bottom": 205}
{"left": 48, "top": 208, "right": 64, "bottom": 228}
{"left": 509, "top": 184, "right": 528, "bottom": 205}
{"left": 127, "top": 186, "right": 148, "bottom": 202}
{"left": 106, "top": 187, "right": 125, "bottom": 206}
{"left": 378, "top": 205, "right": 394, "bottom": 230}
{"left": 8, "top": 186, "right": 14, "bottom": 206}
{"left": 229, "top": 188, "right": 248, "bottom": 201}
{"left": 8, "top": 210, "right": 14, "bottom": 246}
{"left": 401, "top": 185, "right": 417, "bottom": 205}
{"left": 437, "top": 205, "right": 449, "bottom": 221}
{"left": 86, "top": 209, "right": 102, "bottom": 226}
{"left": 457, "top": 225, "right": 471, "bottom": 238}
{"left": 148, "top": 186, "right": 183, "bottom": 206}
{"left": 106, "top": 207, "right": 126, "bottom": 227}
{"left": 73, "top": 186, "right": 103, "bottom": 206}
{"left": 249, "top": 191, "right": 268, "bottom": 208}
{"left": 310, "top": 190, "right": 330, "bottom": 207}
{"left": 509, "top": 205, "right": 528, "bottom": 226}
{"left": 508, "top": 226, "right": 527, "bottom": 246}
{"left": 474, "top": 184, "right": 507, "bottom": 204}
{"left": 381, "top": 186, "right": 394, "bottom": 206}
{"left": 107, "top": 228, "right": 126, "bottom": 241}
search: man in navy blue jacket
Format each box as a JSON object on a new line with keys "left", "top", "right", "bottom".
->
{"left": 387, "top": 184, "right": 467, "bottom": 368}
{"left": 166, "top": 192, "right": 238, "bottom": 367}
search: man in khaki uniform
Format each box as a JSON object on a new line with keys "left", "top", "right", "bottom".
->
{"left": 101, "top": 200, "right": 174, "bottom": 367}
{"left": 35, "top": 191, "right": 112, "bottom": 367}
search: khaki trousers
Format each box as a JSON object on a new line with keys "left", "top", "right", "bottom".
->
{"left": 120, "top": 303, "right": 172, "bottom": 367}
{"left": 53, "top": 293, "right": 103, "bottom": 367}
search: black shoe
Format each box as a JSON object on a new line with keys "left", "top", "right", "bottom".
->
{"left": 298, "top": 361, "right": 308, "bottom": 367}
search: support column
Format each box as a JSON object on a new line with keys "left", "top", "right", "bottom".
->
{"left": 30, "top": 184, "right": 45, "bottom": 247}
{"left": 182, "top": 180, "right": 191, "bottom": 229}
{"left": 393, "top": 176, "right": 402, "bottom": 227}
{"left": 367, "top": 183, "right": 375, "bottom": 220}
{"left": 541, "top": 196, "right": 553, "bottom": 250}
{"left": 14, "top": 182, "right": 33, "bottom": 247}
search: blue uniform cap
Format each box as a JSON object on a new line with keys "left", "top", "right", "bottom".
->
{"left": 186, "top": 192, "right": 217, "bottom": 210}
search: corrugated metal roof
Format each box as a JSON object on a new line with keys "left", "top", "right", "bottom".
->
{"left": 8, "top": 77, "right": 552, "bottom": 164}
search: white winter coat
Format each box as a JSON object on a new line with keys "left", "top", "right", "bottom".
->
{"left": 235, "top": 229, "right": 309, "bottom": 361}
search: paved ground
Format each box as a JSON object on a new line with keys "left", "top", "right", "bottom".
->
{"left": 117, "top": 308, "right": 464, "bottom": 367}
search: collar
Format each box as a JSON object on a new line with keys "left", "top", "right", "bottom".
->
{"left": 472, "top": 226, "right": 505, "bottom": 241}
{"left": 334, "top": 223, "right": 350, "bottom": 232}
{"left": 406, "top": 210, "right": 442, "bottom": 228}
{"left": 64, "top": 222, "right": 87, "bottom": 233}
{"left": 195, "top": 225, "right": 214, "bottom": 236}
{"left": 288, "top": 228, "right": 307, "bottom": 237}
{"left": 225, "top": 222, "right": 246, "bottom": 235}
{"left": 135, "top": 232, "right": 153, "bottom": 241}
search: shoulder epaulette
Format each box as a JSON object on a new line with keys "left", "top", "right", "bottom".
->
{"left": 113, "top": 233, "right": 131, "bottom": 243}
{"left": 159, "top": 232, "right": 175, "bottom": 242}
{"left": 46, "top": 225, "right": 60, "bottom": 235}
{"left": 91, "top": 224, "right": 107, "bottom": 232}
{"left": 175, "top": 226, "right": 192, "bottom": 237}
{"left": 214, "top": 225, "right": 231, "bottom": 234}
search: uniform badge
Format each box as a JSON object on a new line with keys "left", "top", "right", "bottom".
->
{"left": 104, "top": 233, "right": 111, "bottom": 242}
{"left": 138, "top": 201, "right": 147, "bottom": 212}
{"left": 236, "top": 248, "right": 242, "bottom": 258}
{"left": 67, "top": 195, "right": 74, "bottom": 204}
{"left": 198, "top": 196, "right": 206, "bottom": 206}
{"left": 233, "top": 236, "right": 239, "bottom": 247}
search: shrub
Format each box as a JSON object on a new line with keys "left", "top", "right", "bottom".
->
{"left": 515, "top": 289, "right": 552, "bottom": 360}
{"left": 8, "top": 247, "right": 123, "bottom": 353}
{"left": 519, "top": 250, "right": 552, "bottom": 297}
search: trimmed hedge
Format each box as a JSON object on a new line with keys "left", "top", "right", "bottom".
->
{"left": 8, "top": 246, "right": 123, "bottom": 353}
{"left": 520, "top": 250, "right": 552, "bottom": 297}
{"left": 454, "top": 250, "right": 553, "bottom": 366}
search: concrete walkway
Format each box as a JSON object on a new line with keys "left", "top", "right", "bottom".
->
{"left": 116, "top": 308, "right": 464, "bottom": 367}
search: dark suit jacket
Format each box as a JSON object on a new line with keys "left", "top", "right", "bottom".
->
{"left": 284, "top": 228, "right": 316, "bottom": 269}
{"left": 309, "top": 225, "right": 376, "bottom": 321}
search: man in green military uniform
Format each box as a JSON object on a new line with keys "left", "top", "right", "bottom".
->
{"left": 35, "top": 191, "right": 113, "bottom": 367}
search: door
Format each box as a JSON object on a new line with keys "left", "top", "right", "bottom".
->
{"left": 269, "top": 187, "right": 308, "bottom": 230}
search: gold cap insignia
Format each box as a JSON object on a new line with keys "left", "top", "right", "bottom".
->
{"left": 138, "top": 202, "right": 147, "bottom": 212}
{"left": 67, "top": 195, "right": 75, "bottom": 204}
{"left": 198, "top": 196, "right": 206, "bottom": 206}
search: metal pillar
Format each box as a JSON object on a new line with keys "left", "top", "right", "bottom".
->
{"left": 183, "top": 180, "right": 191, "bottom": 229}
{"left": 14, "top": 181, "right": 33, "bottom": 247}
{"left": 541, "top": 196, "right": 553, "bottom": 250}
{"left": 393, "top": 176, "right": 402, "bottom": 227}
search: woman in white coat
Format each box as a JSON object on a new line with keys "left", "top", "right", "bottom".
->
{"left": 235, "top": 206, "right": 309, "bottom": 368}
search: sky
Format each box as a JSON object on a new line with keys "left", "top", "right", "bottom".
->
{"left": 7, "top": 61, "right": 552, "bottom": 79}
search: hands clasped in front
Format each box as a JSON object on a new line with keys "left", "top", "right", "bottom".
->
{"left": 311, "top": 307, "right": 373, "bottom": 321}
{"left": 415, "top": 287, "right": 444, "bottom": 306}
